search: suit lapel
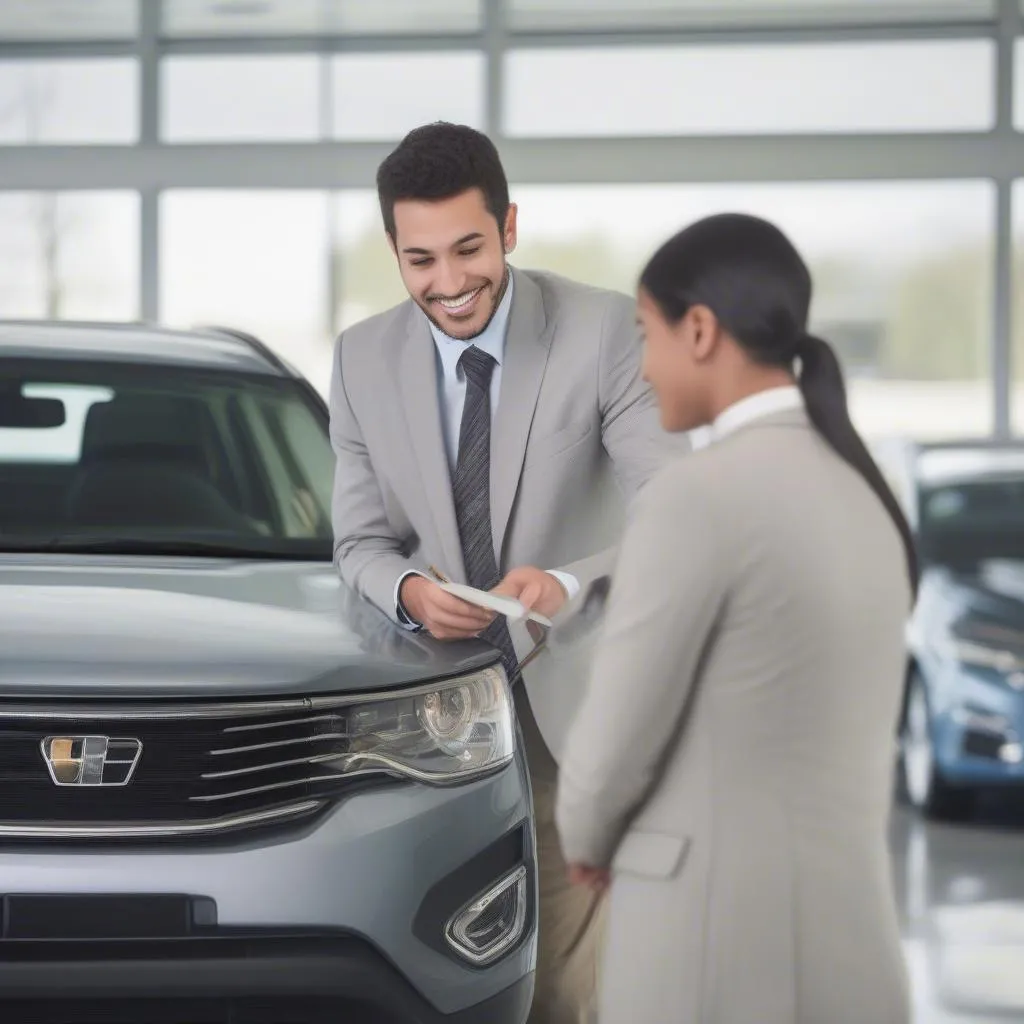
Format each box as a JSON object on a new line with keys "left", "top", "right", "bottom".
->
{"left": 397, "top": 310, "right": 466, "bottom": 580}
{"left": 491, "top": 270, "right": 552, "bottom": 561}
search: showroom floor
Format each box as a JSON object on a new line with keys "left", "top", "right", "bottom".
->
{"left": 892, "top": 799, "right": 1024, "bottom": 1022}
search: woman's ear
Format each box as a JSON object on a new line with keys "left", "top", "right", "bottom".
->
{"left": 687, "top": 304, "right": 721, "bottom": 362}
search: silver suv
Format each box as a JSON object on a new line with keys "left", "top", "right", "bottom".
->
{"left": 0, "top": 321, "right": 535, "bottom": 1023}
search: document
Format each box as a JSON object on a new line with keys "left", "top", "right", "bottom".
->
{"left": 438, "top": 582, "right": 553, "bottom": 628}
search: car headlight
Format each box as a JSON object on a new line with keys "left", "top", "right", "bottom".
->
{"left": 950, "top": 639, "right": 1021, "bottom": 673}
{"left": 945, "top": 638, "right": 1024, "bottom": 690}
{"left": 325, "top": 665, "right": 515, "bottom": 783}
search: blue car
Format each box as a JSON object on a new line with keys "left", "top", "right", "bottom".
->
{"left": 889, "top": 443, "right": 1024, "bottom": 820}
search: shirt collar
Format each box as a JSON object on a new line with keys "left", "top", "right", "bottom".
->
{"left": 427, "top": 271, "right": 515, "bottom": 376}
{"left": 711, "top": 385, "right": 804, "bottom": 443}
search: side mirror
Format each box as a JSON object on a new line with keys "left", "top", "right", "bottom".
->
{"left": 0, "top": 393, "right": 66, "bottom": 429}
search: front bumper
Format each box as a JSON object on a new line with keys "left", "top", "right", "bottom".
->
{"left": 0, "top": 759, "right": 535, "bottom": 1020}
{"left": 930, "top": 665, "right": 1024, "bottom": 784}
{"left": 0, "top": 934, "right": 535, "bottom": 1023}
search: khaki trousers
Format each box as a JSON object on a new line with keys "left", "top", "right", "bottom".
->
{"left": 518, "top": 691, "right": 607, "bottom": 1024}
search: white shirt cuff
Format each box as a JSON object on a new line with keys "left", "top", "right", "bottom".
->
{"left": 546, "top": 569, "right": 580, "bottom": 600}
{"left": 394, "top": 569, "right": 427, "bottom": 630}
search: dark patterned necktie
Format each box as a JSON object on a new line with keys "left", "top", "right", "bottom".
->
{"left": 453, "top": 346, "right": 519, "bottom": 683}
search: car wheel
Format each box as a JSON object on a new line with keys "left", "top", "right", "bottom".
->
{"left": 898, "top": 672, "right": 974, "bottom": 821}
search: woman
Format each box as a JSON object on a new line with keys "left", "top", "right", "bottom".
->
{"left": 554, "top": 213, "right": 916, "bottom": 1024}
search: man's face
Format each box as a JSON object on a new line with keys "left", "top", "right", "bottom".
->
{"left": 390, "top": 188, "right": 517, "bottom": 341}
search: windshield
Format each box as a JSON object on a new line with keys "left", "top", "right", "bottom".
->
{"left": 919, "top": 476, "right": 1024, "bottom": 567}
{"left": 0, "top": 358, "right": 334, "bottom": 559}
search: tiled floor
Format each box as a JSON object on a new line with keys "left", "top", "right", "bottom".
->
{"left": 891, "top": 799, "right": 1024, "bottom": 1022}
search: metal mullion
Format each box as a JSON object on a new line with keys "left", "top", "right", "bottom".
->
{"left": 138, "top": 0, "right": 161, "bottom": 322}
{"left": 0, "top": 41, "right": 136, "bottom": 59}
{"left": 503, "top": 21, "right": 997, "bottom": 51}
{"left": 140, "top": 188, "right": 159, "bottom": 322}
{"left": 995, "top": 178, "right": 1013, "bottom": 436}
{"left": 0, "top": 27, "right": 986, "bottom": 61}
{"left": 496, "top": 134, "right": 1018, "bottom": 185}
{"left": 0, "top": 134, "right": 1017, "bottom": 190}
{"left": 321, "top": 20, "right": 337, "bottom": 339}
{"left": 138, "top": 0, "right": 160, "bottom": 145}
{"left": 483, "top": 0, "right": 505, "bottom": 137}
{"left": 992, "top": 0, "right": 1022, "bottom": 436}
{"left": 158, "top": 33, "right": 484, "bottom": 57}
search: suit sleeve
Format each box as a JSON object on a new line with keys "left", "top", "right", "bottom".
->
{"left": 553, "top": 294, "right": 689, "bottom": 594}
{"left": 555, "top": 468, "right": 728, "bottom": 868}
{"left": 599, "top": 294, "right": 688, "bottom": 493}
{"left": 329, "top": 331, "right": 423, "bottom": 621}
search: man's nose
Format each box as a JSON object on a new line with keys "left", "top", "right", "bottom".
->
{"left": 434, "top": 260, "right": 467, "bottom": 299}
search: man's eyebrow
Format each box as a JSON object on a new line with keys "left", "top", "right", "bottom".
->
{"left": 401, "top": 232, "right": 485, "bottom": 255}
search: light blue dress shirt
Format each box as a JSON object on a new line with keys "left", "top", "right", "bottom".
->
{"left": 428, "top": 272, "right": 515, "bottom": 473}
{"left": 395, "top": 274, "right": 579, "bottom": 628}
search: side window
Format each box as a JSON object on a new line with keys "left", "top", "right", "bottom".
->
{"left": 275, "top": 400, "right": 334, "bottom": 516}
{"left": 235, "top": 394, "right": 327, "bottom": 538}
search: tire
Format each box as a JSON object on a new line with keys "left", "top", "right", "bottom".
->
{"left": 897, "top": 671, "right": 974, "bottom": 821}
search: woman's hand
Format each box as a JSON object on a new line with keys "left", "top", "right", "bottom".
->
{"left": 567, "top": 863, "right": 611, "bottom": 892}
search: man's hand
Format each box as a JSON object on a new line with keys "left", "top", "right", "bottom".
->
{"left": 567, "top": 863, "right": 611, "bottom": 892}
{"left": 491, "top": 566, "right": 569, "bottom": 619}
{"left": 400, "top": 575, "right": 494, "bottom": 640}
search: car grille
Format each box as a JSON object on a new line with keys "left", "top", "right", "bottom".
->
{"left": 0, "top": 697, "right": 392, "bottom": 839}
{"left": 962, "top": 728, "right": 1005, "bottom": 760}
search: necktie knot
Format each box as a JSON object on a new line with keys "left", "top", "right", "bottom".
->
{"left": 459, "top": 346, "right": 497, "bottom": 389}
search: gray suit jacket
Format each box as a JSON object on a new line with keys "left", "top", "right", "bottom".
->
{"left": 329, "top": 267, "right": 685, "bottom": 757}
{"left": 556, "top": 409, "right": 912, "bottom": 1024}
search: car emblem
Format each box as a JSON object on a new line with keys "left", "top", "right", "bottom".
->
{"left": 40, "top": 736, "right": 143, "bottom": 787}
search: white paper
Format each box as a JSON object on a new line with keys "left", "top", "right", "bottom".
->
{"left": 438, "top": 582, "right": 553, "bottom": 628}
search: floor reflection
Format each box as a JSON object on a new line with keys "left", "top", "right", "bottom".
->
{"left": 891, "top": 795, "right": 1024, "bottom": 1022}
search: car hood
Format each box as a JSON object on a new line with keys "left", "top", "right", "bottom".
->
{"left": 936, "top": 558, "right": 1024, "bottom": 650}
{"left": 0, "top": 555, "right": 496, "bottom": 699}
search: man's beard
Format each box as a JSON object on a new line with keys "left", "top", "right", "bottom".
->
{"left": 426, "top": 266, "right": 510, "bottom": 342}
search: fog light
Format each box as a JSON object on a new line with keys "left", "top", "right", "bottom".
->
{"left": 999, "top": 742, "right": 1024, "bottom": 764}
{"left": 445, "top": 865, "right": 528, "bottom": 965}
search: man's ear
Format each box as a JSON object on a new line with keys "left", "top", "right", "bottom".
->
{"left": 503, "top": 203, "right": 518, "bottom": 253}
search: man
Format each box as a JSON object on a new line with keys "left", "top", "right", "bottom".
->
{"left": 328, "top": 122, "right": 683, "bottom": 1023}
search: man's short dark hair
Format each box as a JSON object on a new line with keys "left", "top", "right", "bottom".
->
{"left": 376, "top": 122, "right": 510, "bottom": 240}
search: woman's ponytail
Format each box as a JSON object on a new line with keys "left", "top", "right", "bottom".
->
{"left": 638, "top": 212, "right": 919, "bottom": 599}
{"left": 797, "top": 333, "right": 918, "bottom": 597}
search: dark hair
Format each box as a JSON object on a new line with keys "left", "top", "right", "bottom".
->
{"left": 639, "top": 212, "right": 918, "bottom": 596}
{"left": 375, "top": 122, "right": 510, "bottom": 240}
